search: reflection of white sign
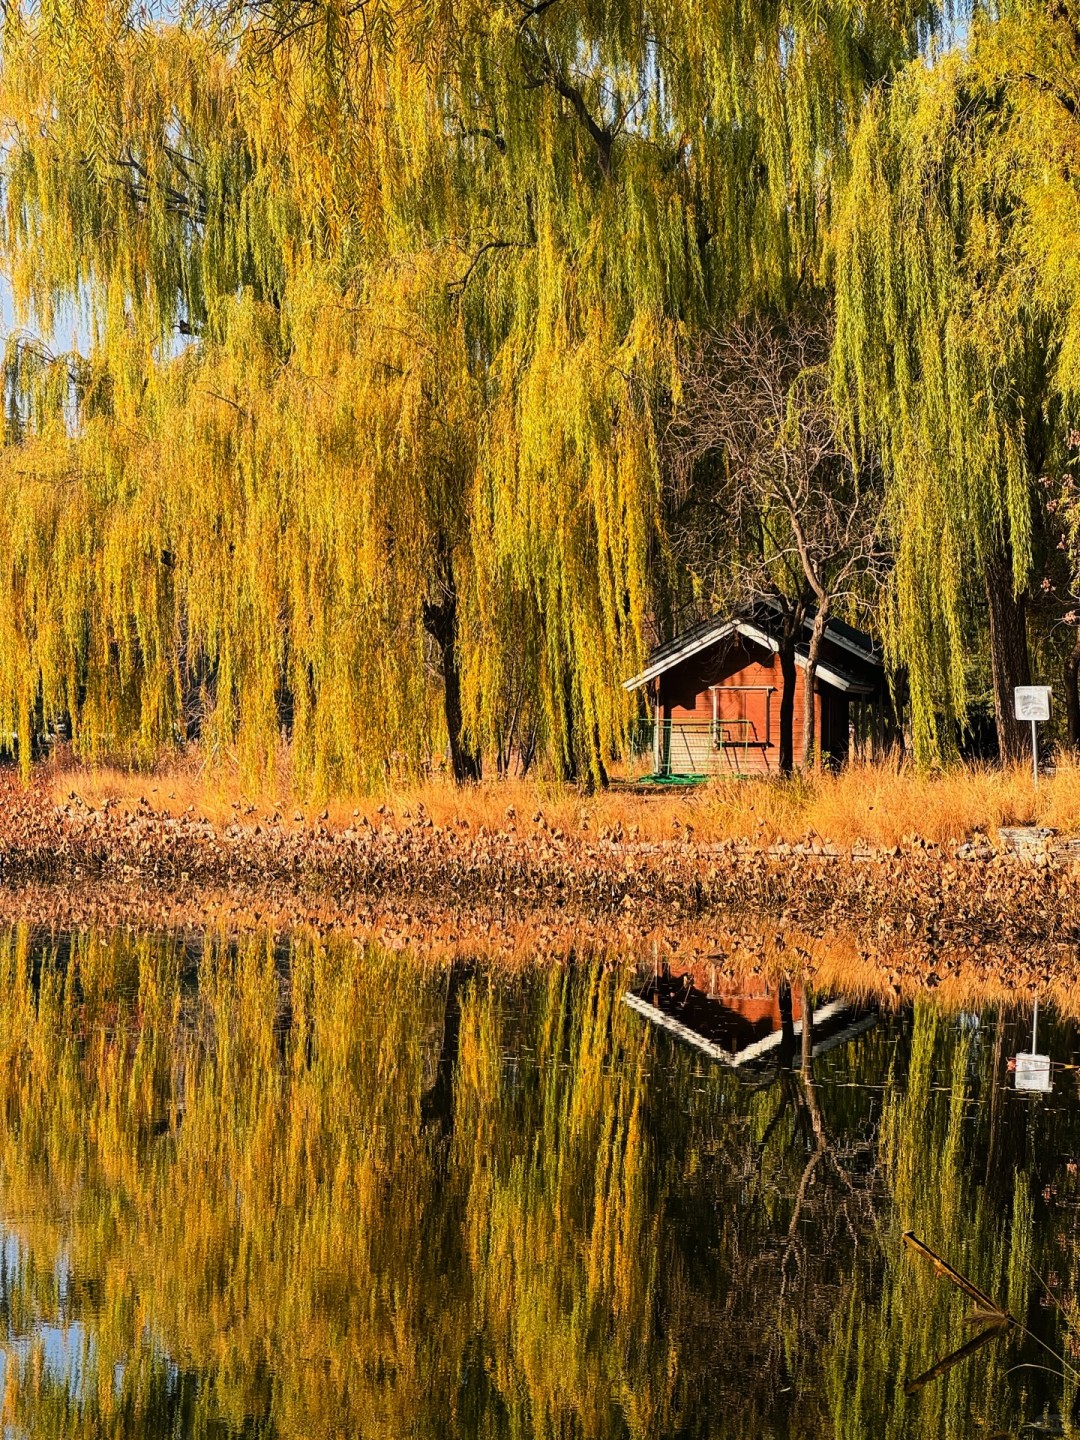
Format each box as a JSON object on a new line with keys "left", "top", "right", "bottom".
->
{"left": 1014, "top": 686, "right": 1052, "bottom": 722}
{"left": 1014, "top": 1052, "right": 1052, "bottom": 1093}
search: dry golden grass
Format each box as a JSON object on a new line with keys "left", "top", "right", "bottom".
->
{"left": 39, "top": 744, "right": 1080, "bottom": 849}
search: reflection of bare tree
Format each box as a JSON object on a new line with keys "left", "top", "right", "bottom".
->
{"left": 779, "top": 986, "right": 877, "bottom": 1307}
{"left": 695, "top": 980, "right": 888, "bottom": 1428}
{"left": 783, "top": 1004, "right": 830, "bottom": 1273}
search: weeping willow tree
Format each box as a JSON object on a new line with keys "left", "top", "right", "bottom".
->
{"left": 824, "top": 1003, "right": 1038, "bottom": 1439}
{"left": 0, "top": 0, "right": 944, "bottom": 787}
{"left": 833, "top": 1, "right": 1080, "bottom": 763}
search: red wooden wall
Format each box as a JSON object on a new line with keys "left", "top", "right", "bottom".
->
{"left": 656, "top": 637, "right": 846, "bottom": 773}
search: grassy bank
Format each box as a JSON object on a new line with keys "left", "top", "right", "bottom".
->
{"left": 0, "top": 757, "right": 1075, "bottom": 935}
{"left": 40, "top": 749, "right": 1080, "bottom": 850}
{"left": 4, "top": 755, "right": 1080, "bottom": 985}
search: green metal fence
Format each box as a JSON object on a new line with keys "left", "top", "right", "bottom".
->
{"left": 627, "top": 718, "right": 765, "bottom": 781}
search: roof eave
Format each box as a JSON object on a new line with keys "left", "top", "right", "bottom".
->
{"left": 804, "top": 614, "right": 879, "bottom": 666}
{"left": 814, "top": 666, "right": 876, "bottom": 695}
{"left": 622, "top": 621, "right": 737, "bottom": 689}
{"left": 623, "top": 618, "right": 880, "bottom": 693}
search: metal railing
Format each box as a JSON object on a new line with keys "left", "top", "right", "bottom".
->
{"left": 628, "top": 718, "right": 768, "bottom": 781}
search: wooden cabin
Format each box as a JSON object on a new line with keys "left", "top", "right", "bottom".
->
{"left": 622, "top": 960, "right": 878, "bottom": 1072}
{"left": 623, "top": 606, "right": 886, "bottom": 776}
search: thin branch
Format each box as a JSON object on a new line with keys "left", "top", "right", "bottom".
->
{"left": 448, "top": 239, "right": 532, "bottom": 296}
{"left": 203, "top": 389, "right": 253, "bottom": 421}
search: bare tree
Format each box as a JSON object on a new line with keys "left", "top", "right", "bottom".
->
{"left": 666, "top": 310, "right": 887, "bottom": 771}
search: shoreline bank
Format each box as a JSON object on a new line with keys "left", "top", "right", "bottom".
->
{"left": 1, "top": 877, "right": 1079, "bottom": 1018}
{"left": 2, "top": 772, "right": 1080, "bottom": 952}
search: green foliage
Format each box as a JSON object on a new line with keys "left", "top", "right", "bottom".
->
{"left": 0, "top": 0, "right": 940, "bottom": 784}
{"left": 833, "top": 3, "right": 1080, "bottom": 759}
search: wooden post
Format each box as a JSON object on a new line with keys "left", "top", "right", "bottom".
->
{"left": 653, "top": 692, "right": 662, "bottom": 776}
{"left": 1032, "top": 717, "right": 1039, "bottom": 788}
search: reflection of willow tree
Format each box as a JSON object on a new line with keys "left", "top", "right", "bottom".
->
{"left": 1, "top": 931, "right": 1079, "bottom": 1438}
{"left": 0, "top": 931, "right": 833, "bottom": 1437}
{"left": 0, "top": 929, "right": 681, "bottom": 1438}
{"left": 0, "top": 926, "right": 465, "bottom": 1435}
{"left": 823, "top": 1004, "right": 1041, "bottom": 1439}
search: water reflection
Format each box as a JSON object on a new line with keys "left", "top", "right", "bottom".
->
{"left": 0, "top": 925, "right": 1077, "bottom": 1436}
{"left": 624, "top": 962, "right": 878, "bottom": 1070}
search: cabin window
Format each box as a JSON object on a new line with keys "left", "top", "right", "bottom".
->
{"left": 711, "top": 685, "right": 774, "bottom": 749}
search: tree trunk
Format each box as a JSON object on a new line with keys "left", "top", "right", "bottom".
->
{"left": 799, "top": 983, "right": 825, "bottom": 1145}
{"left": 777, "top": 981, "right": 796, "bottom": 1069}
{"left": 558, "top": 670, "right": 578, "bottom": 783}
{"left": 518, "top": 723, "right": 539, "bottom": 779}
{"left": 1066, "top": 629, "right": 1080, "bottom": 751}
{"left": 984, "top": 545, "right": 1031, "bottom": 765}
{"left": 778, "top": 637, "right": 797, "bottom": 776}
{"left": 802, "top": 603, "right": 829, "bottom": 771}
{"left": 420, "top": 963, "right": 469, "bottom": 1138}
{"left": 582, "top": 724, "right": 609, "bottom": 793}
{"left": 422, "top": 543, "right": 481, "bottom": 784}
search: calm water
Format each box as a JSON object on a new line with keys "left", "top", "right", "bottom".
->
{"left": 0, "top": 926, "right": 1078, "bottom": 1438}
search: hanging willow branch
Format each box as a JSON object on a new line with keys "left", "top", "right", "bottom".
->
{"left": 0, "top": 0, "right": 944, "bottom": 786}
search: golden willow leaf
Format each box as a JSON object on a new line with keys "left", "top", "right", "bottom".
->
{"left": 833, "top": 6, "right": 1080, "bottom": 761}
{"left": 0, "top": 0, "right": 943, "bottom": 786}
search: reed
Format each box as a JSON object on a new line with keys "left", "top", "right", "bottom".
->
{"left": 43, "top": 748, "right": 1080, "bottom": 849}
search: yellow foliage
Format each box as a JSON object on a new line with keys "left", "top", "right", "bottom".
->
{"left": 0, "top": 0, "right": 941, "bottom": 785}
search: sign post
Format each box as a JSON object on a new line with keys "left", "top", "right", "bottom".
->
{"left": 1014, "top": 686, "right": 1052, "bottom": 787}
{"left": 1013, "top": 997, "right": 1053, "bottom": 1093}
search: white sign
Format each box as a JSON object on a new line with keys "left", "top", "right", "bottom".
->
{"left": 1014, "top": 686, "right": 1052, "bottom": 722}
{"left": 1014, "top": 1052, "right": 1052, "bottom": 1094}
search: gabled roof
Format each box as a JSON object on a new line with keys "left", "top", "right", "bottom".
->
{"left": 818, "top": 614, "right": 879, "bottom": 665}
{"left": 798, "top": 654, "right": 876, "bottom": 696}
{"left": 623, "top": 604, "right": 882, "bottom": 695}
{"left": 622, "top": 991, "right": 878, "bottom": 1071}
{"left": 623, "top": 615, "right": 739, "bottom": 689}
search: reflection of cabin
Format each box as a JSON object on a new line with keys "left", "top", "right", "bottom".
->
{"left": 623, "top": 968, "right": 877, "bottom": 1072}
{"left": 623, "top": 606, "right": 886, "bottom": 776}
